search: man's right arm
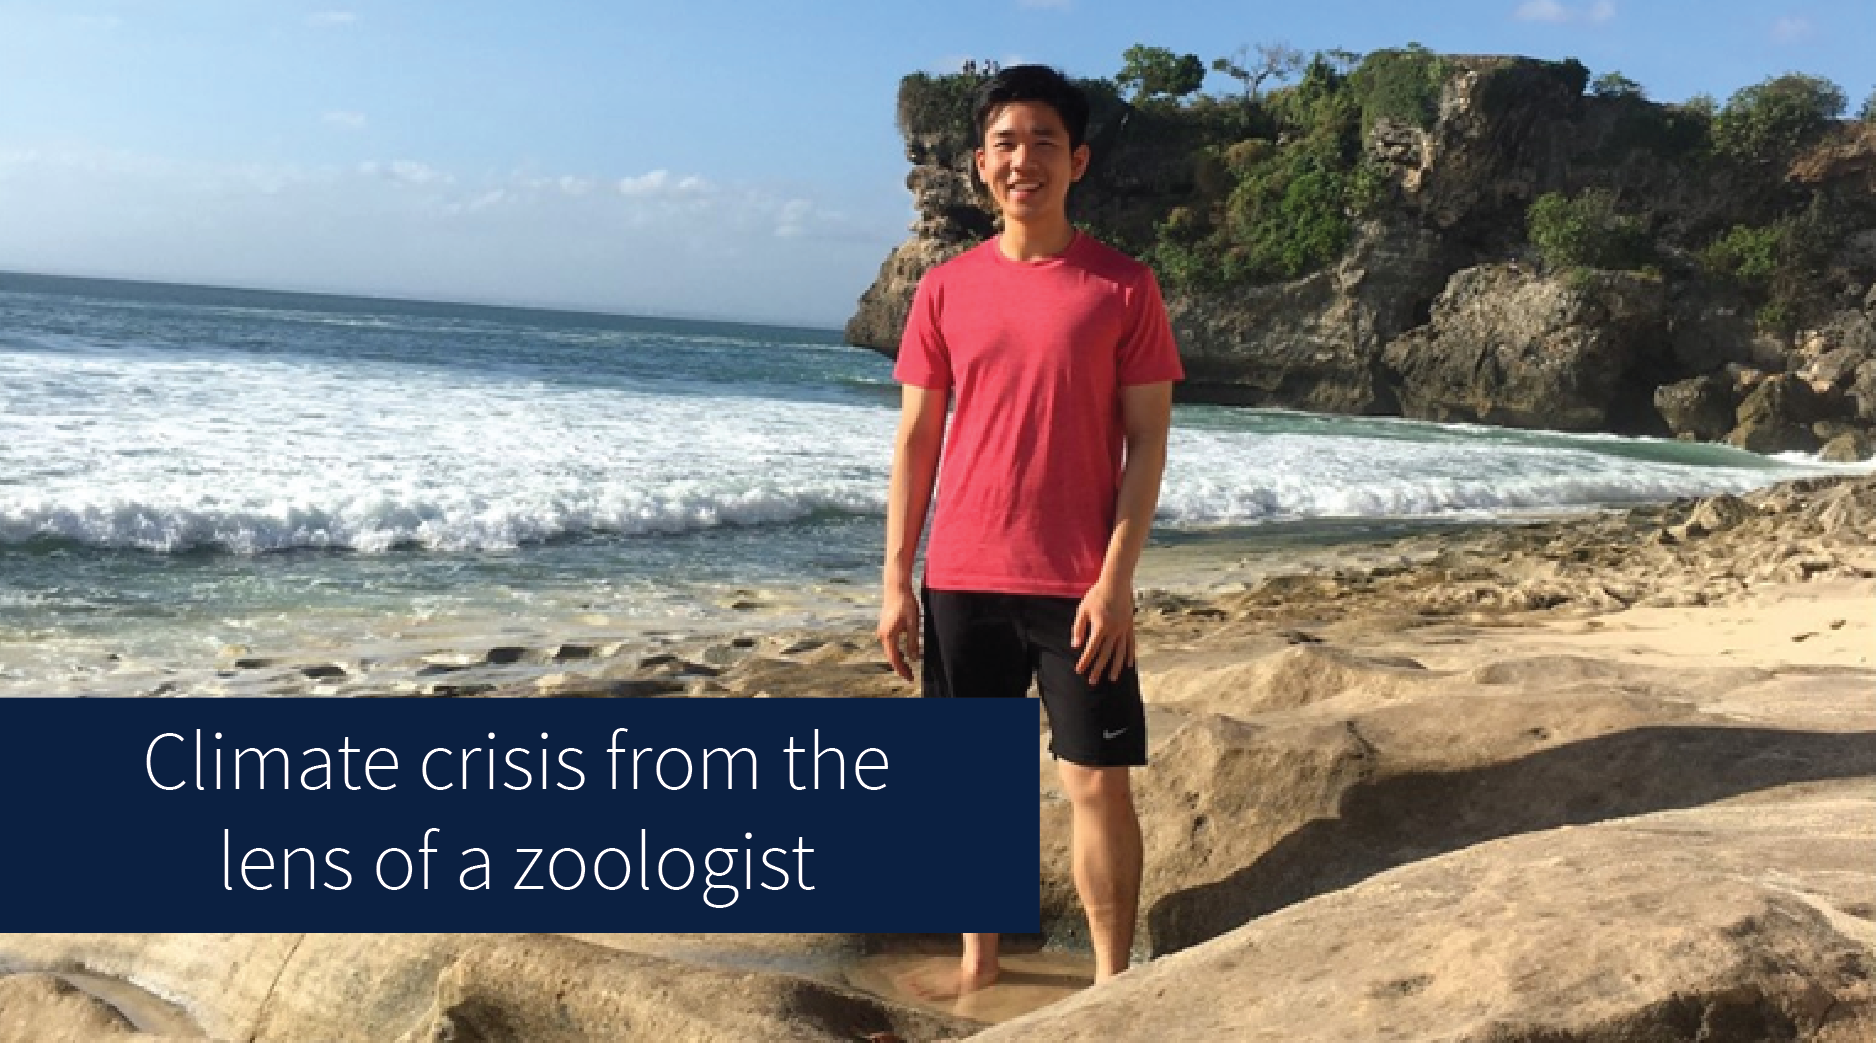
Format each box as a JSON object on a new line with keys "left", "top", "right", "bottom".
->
{"left": 878, "top": 384, "right": 948, "bottom": 680}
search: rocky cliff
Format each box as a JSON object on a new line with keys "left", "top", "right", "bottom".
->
{"left": 847, "top": 57, "right": 1876, "bottom": 459}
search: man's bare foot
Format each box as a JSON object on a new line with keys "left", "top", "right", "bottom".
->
{"left": 896, "top": 958, "right": 1000, "bottom": 1002}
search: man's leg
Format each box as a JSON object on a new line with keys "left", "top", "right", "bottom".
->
{"left": 1056, "top": 761, "right": 1143, "bottom": 980}
{"left": 908, "top": 589, "right": 1030, "bottom": 999}
{"left": 1026, "top": 595, "right": 1150, "bottom": 982}
{"left": 959, "top": 932, "right": 1000, "bottom": 989}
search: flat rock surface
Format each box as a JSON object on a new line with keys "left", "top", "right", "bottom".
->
{"left": 976, "top": 783, "right": 1876, "bottom": 1041}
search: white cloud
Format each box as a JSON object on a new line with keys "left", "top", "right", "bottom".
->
{"left": 357, "top": 159, "right": 452, "bottom": 186}
{"left": 774, "top": 198, "right": 814, "bottom": 238}
{"left": 511, "top": 174, "right": 605, "bottom": 198}
{"left": 445, "top": 189, "right": 508, "bottom": 215}
{"left": 1515, "top": 0, "right": 1569, "bottom": 22}
{"left": 306, "top": 11, "right": 356, "bottom": 28}
{"left": 322, "top": 111, "right": 367, "bottom": 129}
{"left": 390, "top": 160, "right": 449, "bottom": 185}
{"left": 1514, "top": 0, "right": 1614, "bottom": 23}
{"left": 616, "top": 169, "right": 710, "bottom": 197}
{"left": 1771, "top": 16, "right": 1812, "bottom": 42}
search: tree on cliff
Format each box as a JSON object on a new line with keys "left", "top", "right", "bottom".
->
{"left": 1118, "top": 45, "right": 1206, "bottom": 103}
{"left": 1714, "top": 73, "right": 1847, "bottom": 166}
{"left": 1590, "top": 71, "right": 1644, "bottom": 100}
{"left": 1211, "top": 42, "right": 1304, "bottom": 102}
{"left": 1860, "top": 89, "right": 1875, "bottom": 122}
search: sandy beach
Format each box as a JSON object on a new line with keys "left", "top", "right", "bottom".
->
{"left": 2, "top": 474, "right": 1873, "bottom": 1040}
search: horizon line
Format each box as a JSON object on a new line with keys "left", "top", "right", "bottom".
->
{"left": 0, "top": 266, "right": 848, "bottom": 337}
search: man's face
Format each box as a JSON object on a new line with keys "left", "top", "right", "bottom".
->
{"left": 974, "top": 100, "right": 1089, "bottom": 225}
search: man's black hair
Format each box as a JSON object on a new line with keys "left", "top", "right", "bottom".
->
{"left": 973, "top": 65, "right": 1090, "bottom": 151}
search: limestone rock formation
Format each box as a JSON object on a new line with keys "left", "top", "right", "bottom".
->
{"left": 1728, "top": 373, "right": 1828, "bottom": 452}
{"left": 977, "top": 785, "right": 1876, "bottom": 1042}
{"left": 849, "top": 57, "right": 1876, "bottom": 449}
{"left": 1167, "top": 216, "right": 1449, "bottom": 413}
{"left": 1382, "top": 264, "right": 1668, "bottom": 431}
{"left": 1655, "top": 372, "right": 1739, "bottom": 441}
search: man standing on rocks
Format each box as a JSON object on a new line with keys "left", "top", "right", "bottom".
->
{"left": 877, "top": 64, "right": 1183, "bottom": 997}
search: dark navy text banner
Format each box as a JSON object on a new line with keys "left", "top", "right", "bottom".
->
{"left": 0, "top": 697, "right": 1040, "bottom": 932}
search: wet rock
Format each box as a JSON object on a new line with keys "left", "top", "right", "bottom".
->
{"left": 420, "top": 682, "right": 497, "bottom": 698}
{"left": 1821, "top": 430, "right": 1875, "bottom": 462}
{"left": 698, "top": 642, "right": 753, "bottom": 667}
{"left": 535, "top": 675, "right": 686, "bottom": 699}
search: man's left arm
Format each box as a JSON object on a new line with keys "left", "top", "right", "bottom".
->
{"left": 1073, "top": 381, "right": 1174, "bottom": 680}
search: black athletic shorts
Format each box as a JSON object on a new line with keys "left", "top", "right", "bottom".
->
{"left": 920, "top": 587, "right": 1148, "bottom": 767}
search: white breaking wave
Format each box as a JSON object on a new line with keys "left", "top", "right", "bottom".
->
{"left": 0, "top": 341, "right": 897, "bottom": 553}
{"left": 3, "top": 338, "right": 1861, "bottom": 554}
{"left": 0, "top": 485, "right": 889, "bottom": 554}
{"left": 1153, "top": 425, "right": 1853, "bottom": 526}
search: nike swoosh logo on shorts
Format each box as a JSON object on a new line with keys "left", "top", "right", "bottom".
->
{"left": 1103, "top": 728, "right": 1128, "bottom": 739}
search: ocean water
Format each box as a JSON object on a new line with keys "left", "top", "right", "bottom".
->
{"left": 0, "top": 272, "right": 1862, "bottom": 694}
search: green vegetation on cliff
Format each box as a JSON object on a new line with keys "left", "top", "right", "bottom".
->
{"left": 1713, "top": 74, "right": 1846, "bottom": 167}
{"left": 1145, "top": 48, "right": 1464, "bottom": 288}
{"left": 894, "top": 48, "right": 1864, "bottom": 330}
{"left": 1701, "top": 199, "right": 1846, "bottom": 330}
{"left": 1528, "top": 189, "right": 1652, "bottom": 273}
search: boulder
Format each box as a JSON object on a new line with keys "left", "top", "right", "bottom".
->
{"left": 1654, "top": 373, "right": 1738, "bottom": 441}
{"left": 1728, "top": 374, "right": 1825, "bottom": 453}
{"left": 1820, "top": 430, "right": 1874, "bottom": 463}
{"left": 1383, "top": 264, "right": 1669, "bottom": 432}
{"left": 1806, "top": 345, "right": 1872, "bottom": 390}
{"left": 1851, "top": 360, "right": 1876, "bottom": 423}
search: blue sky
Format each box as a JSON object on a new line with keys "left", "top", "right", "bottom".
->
{"left": 1, "top": 2, "right": 1870, "bottom": 327}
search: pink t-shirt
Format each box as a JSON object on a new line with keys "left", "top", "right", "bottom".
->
{"left": 893, "top": 233, "right": 1185, "bottom": 597}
